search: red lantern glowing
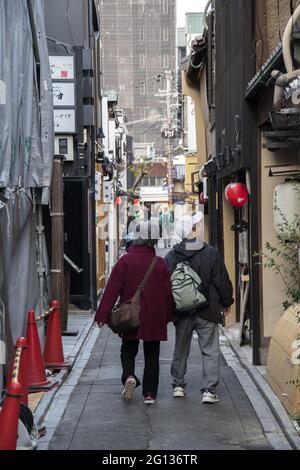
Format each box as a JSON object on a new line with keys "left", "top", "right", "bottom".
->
{"left": 115, "top": 196, "right": 122, "bottom": 206}
{"left": 133, "top": 198, "right": 140, "bottom": 205}
{"left": 225, "top": 183, "right": 249, "bottom": 207}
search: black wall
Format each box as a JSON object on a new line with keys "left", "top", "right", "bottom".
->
{"left": 215, "top": 0, "right": 256, "bottom": 174}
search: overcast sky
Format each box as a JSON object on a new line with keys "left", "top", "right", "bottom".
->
{"left": 177, "top": 0, "right": 208, "bottom": 27}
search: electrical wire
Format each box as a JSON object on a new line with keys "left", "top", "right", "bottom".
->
{"left": 256, "top": 3, "right": 265, "bottom": 69}
{"left": 189, "top": 54, "right": 202, "bottom": 70}
{"left": 278, "top": 0, "right": 282, "bottom": 41}
{"left": 137, "top": 120, "right": 161, "bottom": 136}
{"left": 46, "top": 36, "right": 72, "bottom": 54}
{"left": 65, "top": 0, "right": 76, "bottom": 46}
{"left": 244, "top": 4, "right": 266, "bottom": 72}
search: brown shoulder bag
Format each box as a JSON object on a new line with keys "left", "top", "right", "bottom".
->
{"left": 108, "top": 256, "right": 158, "bottom": 334}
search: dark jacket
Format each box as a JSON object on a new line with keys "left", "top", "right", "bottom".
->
{"left": 165, "top": 239, "right": 234, "bottom": 324}
{"left": 94, "top": 245, "right": 173, "bottom": 341}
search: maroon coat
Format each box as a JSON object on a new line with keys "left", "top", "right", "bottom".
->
{"left": 94, "top": 245, "right": 173, "bottom": 341}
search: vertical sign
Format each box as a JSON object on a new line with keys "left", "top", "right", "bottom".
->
{"left": 49, "top": 55, "right": 76, "bottom": 134}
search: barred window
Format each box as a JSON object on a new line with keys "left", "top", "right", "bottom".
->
{"left": 162, "top": 0, "right": 168, "bottom": 14}
{"left": 162, "top": 26, "right": 169, "bottom": 41}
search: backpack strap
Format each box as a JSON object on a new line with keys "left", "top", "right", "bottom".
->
{"left": 185, "top": 251, "right": 209, "bottom": 292}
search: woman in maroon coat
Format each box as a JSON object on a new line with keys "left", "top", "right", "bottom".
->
{"left": 94, "top": 229, "right": 173, "bottom": 405}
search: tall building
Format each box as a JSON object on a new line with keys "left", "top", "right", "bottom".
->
{"left": 99, "top": 0, "right": 176, "bottom": 161}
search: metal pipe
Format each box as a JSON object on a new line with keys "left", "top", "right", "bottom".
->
{"left": 26, "top": 0, "right": 40, "bottom": 64}
{"left": 37, "top": 204, "right": 45, "bottom": 315}
{"left": 282, "top": 4, "right": 300, "bottom": 73}
{"left": 238, "top": 279, "right": 250, "bottom": 347}
{"left": 63, "top": 254, "right": 83, "bottom": 274}
{"left": 273, "top": 68, "right": 300, "bottom": 109}
{"left": 203, "top": 0, "right": 214, "bottom": 31}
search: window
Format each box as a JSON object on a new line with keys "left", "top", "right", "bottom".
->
{"left": 139, "top": 53, "right": 145, "bottom": 69}
{"left": 142, "top": 177, "right": 165, "bottom": 187}
{"left": 162, "top": 26, "right": 169, "bottom": 42}
{"left": 162, "top": 0, "right": 168, "bottom": 14}
{"left": 163, "top": 53, "right": 169, "bottom": 68}
{"left": 137, "top": 0, "right": 145, "bottom": 14}
{"left": 139, "top": 82, "right": 146, "bottom": 95}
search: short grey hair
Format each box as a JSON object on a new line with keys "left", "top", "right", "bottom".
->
{"left": 131, "top": 219, "right": 160, "bottom": 248}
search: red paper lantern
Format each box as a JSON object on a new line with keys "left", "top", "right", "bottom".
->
{"left": 225, "top": 183, "right": 249, "bottom": 207}
{"left": 115, "top": 196, "right": 122, "bottom": 206}
{"left": 133, "top": 198, "right": 140, "bottom": 205}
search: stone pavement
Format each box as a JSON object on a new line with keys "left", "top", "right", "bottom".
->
{"left": 33, "top": 245, "right": 296, "bottom": 451}
{"left": 44, "top": 324, "right": 275, "bottom": 451}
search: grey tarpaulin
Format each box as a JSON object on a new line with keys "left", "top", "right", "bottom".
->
{"left": 0, "top": 0, "right": 54, "bottom": 193}
{"left": 34, "top": 0, "right": 54, "bottom": 204}
{"left": 0, "top": 1, "right": 54, "bottom": 388}
{"left": 0, "top": 190, "right": 45, "bottom": 372}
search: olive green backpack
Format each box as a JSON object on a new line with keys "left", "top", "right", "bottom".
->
{"left": 171, "top": 260, "right": 208, "bottom": 313}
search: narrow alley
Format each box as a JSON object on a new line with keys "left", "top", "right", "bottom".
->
{"left": 2, "top": 0, "right": 300, "bottom": 459}
{"left": 31, "top": 248, "right": 289, "bottom": 452}
{"left": 46, "top": 325, "right": 272, "bottom": 451}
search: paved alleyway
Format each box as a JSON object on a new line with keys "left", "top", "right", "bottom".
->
{"left": 45, "top": 323, "right": 273, "bottom": 451}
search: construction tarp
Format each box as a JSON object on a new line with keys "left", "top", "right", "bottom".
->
{"left": 0, "top": 1, "right": 53, "bottom": 390}
{"left": 0, "top": 0, "right": 53, "bottom": 197}
{"left": 0, "top": 191, "right": 44, "bottom": 369}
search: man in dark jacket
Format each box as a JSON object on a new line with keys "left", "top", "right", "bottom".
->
{"left": 165, "top": 212, "right": 234, "bottom": 404}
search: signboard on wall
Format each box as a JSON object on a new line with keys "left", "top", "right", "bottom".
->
{"left": 53, "top": 82, "right": 75, "bottom": 107}
{"left": 95, "top": 172, "right": 102, "bottom": 201}
{"left": 50, "top": 54, "right": 76, "bottom": 135}
{"left": 187, "top": 97, "right": 197, "bottom": 153}
{"left": 54, "top": 109, "right": 76, "bottom": 133}
{"left": 49, "top": 55, "right": 75, "bottom": 80}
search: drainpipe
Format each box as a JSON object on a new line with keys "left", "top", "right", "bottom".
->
{"left": 273, "top": 68, "right": 300, "bottom": 109}
{"left": 37, "top": 204, "right": 45, "bottom": 315}
{"left": 272, "top": 5, "right": 300, "bottom": 109}
{"left": 203, "top": 0, "right": 214, "bottom": 31}
{"left": 282, "top": 4, "right": 300, "bottom": 73}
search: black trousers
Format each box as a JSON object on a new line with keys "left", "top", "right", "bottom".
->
{"left": 121, "top": 340, "right": 160, "bottom": 397}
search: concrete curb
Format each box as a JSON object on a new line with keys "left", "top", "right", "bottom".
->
{"left": 35, "top": 324, "right": 102, "bottom": 449}
{"left": 33, "top": 316, "right": 96, "bottom": 429}
{"left": 220, "top": 329, "right": 300, "bottom": 451}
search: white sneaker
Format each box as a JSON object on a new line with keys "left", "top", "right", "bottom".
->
{"left": 122, "top": 376, "right": 136, "bottom": 401}
{"left": 202, "top": 391, "right": 219, "bottom": 404}
{"left": 173, "top": 386, "right": 186, "bottom": 398}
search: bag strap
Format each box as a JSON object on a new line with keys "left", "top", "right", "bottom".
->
{"left": 139, "top": 256, "right": 158, "bottom": 289}
{"left": 186, "top": 252, "right": 210, "bottom": 292}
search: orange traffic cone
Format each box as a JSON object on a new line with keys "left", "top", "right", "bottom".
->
{"left": 7, "top": 338, "right": 29, "bottom": 406}
{"left": 26, "top": 310, "right": 56, "bottom": 391}
{"left": 0, "top": 381, "right": 22, "bottom": 450}
{"left": 44, "top": 300, "right": 71, "bottom": 369}
{"left": 17, "top": 337, "right": 29, "bottom": 406}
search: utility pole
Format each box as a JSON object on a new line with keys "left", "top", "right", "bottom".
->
{"left": 156, "top": 70, "right": 179, "bottom": 210}
{"left": 51, "top": 155, "right": 65, "bottom": 330}
{"left": 165, "top": 71, "right": 174, "bottom": 209}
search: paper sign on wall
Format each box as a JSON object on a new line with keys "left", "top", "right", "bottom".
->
{"left": 49, "top": 55, "right": 75, "bottom": 80}
{"left": 53, "top": 82, "right": 75, "bottom": 107}
{"left": 54, "top": 109, "right": 76, "bottom": 133}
